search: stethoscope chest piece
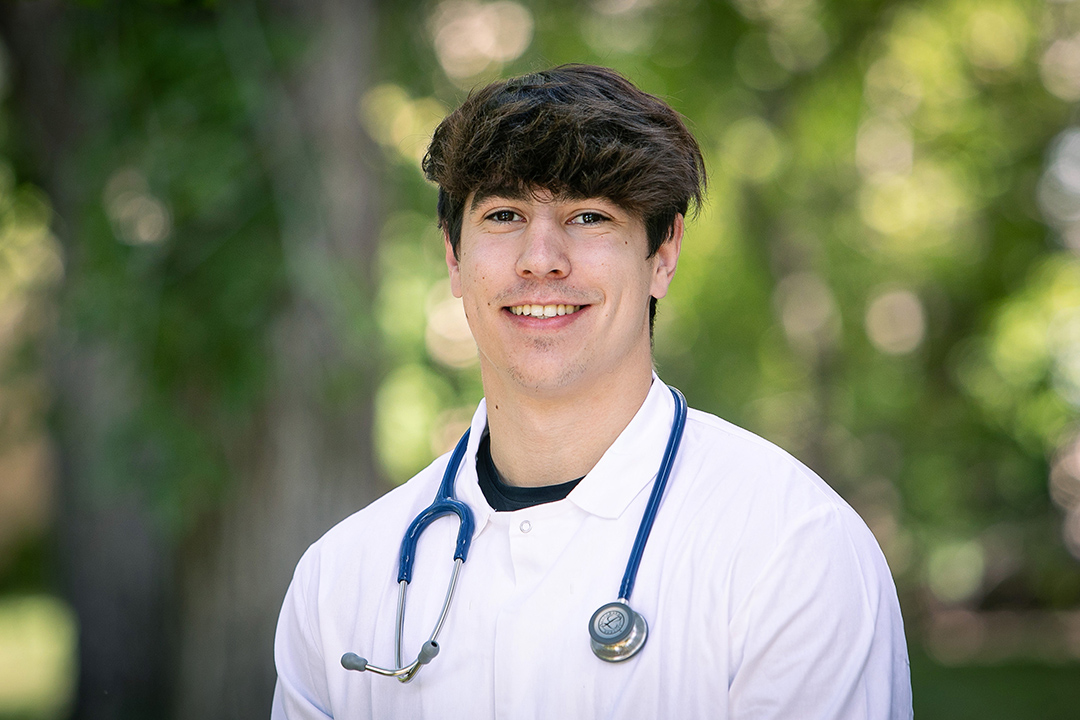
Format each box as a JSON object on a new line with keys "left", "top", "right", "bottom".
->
{"left": 589, "top": 601, "right": 648, "bottom": 662}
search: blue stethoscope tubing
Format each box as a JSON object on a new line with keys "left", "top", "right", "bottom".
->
{"left": 341, "top": 385, "right": 688, "bottom": 679}
{"left": 398, "top": 434, "right": 475, "bottom": 584}
{"left": 619, "top": 385, "right": 686, "bottom": 601}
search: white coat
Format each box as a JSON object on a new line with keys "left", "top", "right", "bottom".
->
{"left": 272, "top": 377, "right": 913, "bottom": 719}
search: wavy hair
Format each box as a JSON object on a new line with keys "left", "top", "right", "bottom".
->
{"left": 423, "top": 64, "right": 706, "bottom": 259}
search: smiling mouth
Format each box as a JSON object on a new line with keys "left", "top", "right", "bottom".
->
{"left": 508, "top": 304, "right": 582, "bottom": 318}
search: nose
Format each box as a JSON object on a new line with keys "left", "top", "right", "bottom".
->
{"left": 516, "top": 216, "right": 570, "bottom": 279}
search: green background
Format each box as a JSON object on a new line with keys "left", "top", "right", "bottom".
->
{"left": 1, "top": 0, "right": 1079, "bottom": 717}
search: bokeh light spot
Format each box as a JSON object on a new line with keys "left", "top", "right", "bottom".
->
{"left": 1050, "top": 431, "right": 1080, "bottom": 512}
{"left": 964, "top": 8, "right": 1027, "bottom": 72}
{"left": 1038, "top": 128, "right": 1080, "bottom": 241}
{"left": 865, "top": 288, "right": 926, "bottom": 355}
{"left": 768, "top": 17, "right": 829, "bottom": 73}
{"left": 103, "top": 168, "right": 171, "bottom": 246}
{"left": 375, "top": 365, "right": 449, "bottom": 482}
{"left": 1041, "top": 35, "right": 1080, "bottom": 102}
{"left": 0, "top": 595, "right": 76, "bottom": 718}
{"left": 425, "top": 280, "right": 478, "bottom": 369}
{"left": 774, "top": 272, "right": 840, "bottom": 353}
{"left": 856, "top": 117, "right": 914, "bottom": 180}
{"left": 430, "top": 1, "right": 533, "bottom": 81}
{"left": 927, "top": 540, "right": 986, "bottom": 604}
{"left": 1064, "top": 507, "right": 1080, "bottom": 560}
{"left": 360, "top": 85, "right": 447, "bottom": 165}
{"left": 858, "top": 163, "right": 968, "bottom": 248}
{"left": 721, "top": 116, "right": 784, "bottom": 182}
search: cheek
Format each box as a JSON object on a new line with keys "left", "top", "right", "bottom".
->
{"left": 458, "top": 263, "right": 496, "bottom": 311}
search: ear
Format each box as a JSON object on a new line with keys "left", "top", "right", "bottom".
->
{"left": 649, "top": 213, "right": 683, "bottom": 300}
{"left": 445, "top": 231, "right": 463, "bottom": 298}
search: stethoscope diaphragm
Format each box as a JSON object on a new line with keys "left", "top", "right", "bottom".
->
{"left": 589, "top": 600, "right": 649, "bottom": 662}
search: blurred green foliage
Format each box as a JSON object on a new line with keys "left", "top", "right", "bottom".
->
{"left": 26, "top": 4, "right": 293, "bottom": 533}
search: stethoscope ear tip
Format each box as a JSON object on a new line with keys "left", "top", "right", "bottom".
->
{"left": 341, "top": 653, "right": 369, "bottom": 672}
{"left": 417, "top": 640, "right": 440, "bottom": 665}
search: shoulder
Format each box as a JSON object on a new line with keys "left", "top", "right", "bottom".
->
{"left": 290, "top": 453, "right": 450, "bottom": 591}
{"left": 668, "top": 405, "right": 890, "bottom": 584}
{"left": 666, "top": 411, "right": 911, "bottom": 717}
{"left": 679, "top": 406, "right": 855, "bottom": 520}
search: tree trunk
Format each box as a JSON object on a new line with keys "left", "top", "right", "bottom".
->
{"left": 175, "top": 1, "right": 383, "bottom": 717}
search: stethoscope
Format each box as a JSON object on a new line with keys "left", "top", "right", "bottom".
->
{"left": 341, "top": 385, "right": 687, "bottom": 682}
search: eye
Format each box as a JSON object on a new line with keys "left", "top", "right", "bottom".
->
{"left": 570, "top": 211, "right": 611, "bottom": 225}
{"left": 485, "top": 209, "right": 523, "bottom": 223}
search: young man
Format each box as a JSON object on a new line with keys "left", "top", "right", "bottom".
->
{"left": 272, "top": 65, "right": 912, "bottom": 719}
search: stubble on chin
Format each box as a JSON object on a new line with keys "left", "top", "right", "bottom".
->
{"left": 506, "top": 362, "right": 589, "bottom": 393}
{"left": 501, "top": 337, "right": 591, "bottom": 393}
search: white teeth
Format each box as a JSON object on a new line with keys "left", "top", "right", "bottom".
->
{"left": 510, "top": 304, "right": 581, "bottom": 318}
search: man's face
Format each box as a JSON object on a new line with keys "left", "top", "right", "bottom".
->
{"left": 445, "top": 190, "right": 681, "bottom": 398}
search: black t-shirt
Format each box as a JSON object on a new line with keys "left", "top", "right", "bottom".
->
{"left": 476, "top": 431, "right": 582, "bottom": 512}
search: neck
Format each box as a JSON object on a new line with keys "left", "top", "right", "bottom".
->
{"left": 482, "top": 367, "right": 655, "bottom": 488}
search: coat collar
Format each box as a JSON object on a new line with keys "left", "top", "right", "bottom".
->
{"left": 453, "top": 374, "right": 676, "bottom": 529}
{"left": 567, "top": 374, "right": 674, "bottom": 520}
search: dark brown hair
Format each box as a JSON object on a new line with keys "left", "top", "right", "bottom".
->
{"left": 423, "top": 64, "right": 706, "bottom": 259}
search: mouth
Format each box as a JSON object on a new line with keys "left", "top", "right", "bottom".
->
{"left": 507, "top": 303, "right": 583, "bottom": 318}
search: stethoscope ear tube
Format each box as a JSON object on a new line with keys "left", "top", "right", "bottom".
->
{"left": 397, "top": 499, "right": 474, "bottom": 583}
{"left": 397, "top": 430, "right": 474, "bottom": 583}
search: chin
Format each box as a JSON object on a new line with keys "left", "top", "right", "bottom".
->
{"left": 505, "top": 360, "right": 591, "bottom": 394}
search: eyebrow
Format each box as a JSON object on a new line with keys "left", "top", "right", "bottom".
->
{"left": 468, "top": 188, "right": 625, "bottom": 216}
{"left": 468, "top": 188, "right": 534, "bottom": 213}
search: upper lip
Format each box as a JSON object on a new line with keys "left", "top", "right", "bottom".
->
{"left": 496, "top": 286, "right": 598, "bottom": 308}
